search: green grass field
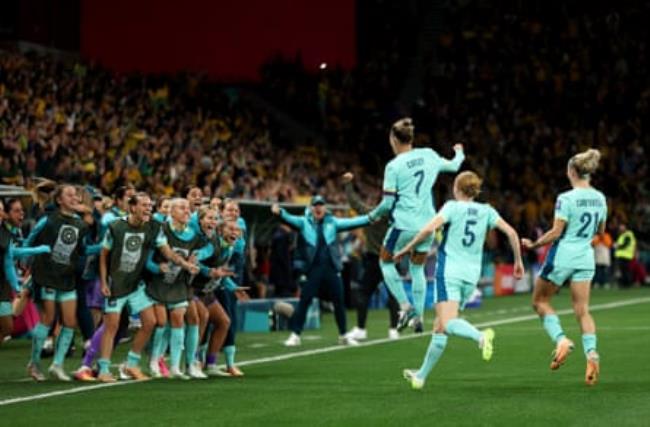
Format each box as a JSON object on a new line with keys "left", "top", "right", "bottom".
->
{"left": 1, "top": 288, "right": 649, "bottom": 426}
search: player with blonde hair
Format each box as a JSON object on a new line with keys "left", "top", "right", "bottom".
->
{"left": 522, "top": 149, "right": 606, "bottom": 386}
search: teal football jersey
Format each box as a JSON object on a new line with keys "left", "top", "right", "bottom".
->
{"left": 547, "top": 187, "right": 607, "bottom": 270}
{"left": 382, "top": 148, "right": 464, "bottom": 231}
{"left": 436, "top": 200, "right": 500, "bottom": 284}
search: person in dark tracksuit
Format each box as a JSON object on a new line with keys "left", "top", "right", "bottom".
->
{"left": 341, "top": 173, "right": 400, "bottom": 341}
{"left": 269, "top": 223, "right": 295, "bottom": 297}
{"left": 271, "top": 195, "right": 370, "bottom": 347}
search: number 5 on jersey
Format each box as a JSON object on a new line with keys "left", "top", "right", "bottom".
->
{"left": 462, "top": 220, "right": 477, "bottom": 247}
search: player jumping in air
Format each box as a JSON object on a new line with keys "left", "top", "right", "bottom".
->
{"left": 368, "top": 118, "right": 464, "bottom": 332}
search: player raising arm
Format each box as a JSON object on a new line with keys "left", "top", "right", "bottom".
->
{"left": 368, "top": 118, "right": 464, "bottom": 332}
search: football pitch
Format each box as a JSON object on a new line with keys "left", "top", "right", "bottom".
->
{"left": 1, "top": 288, "right": 649, "bottom": 426}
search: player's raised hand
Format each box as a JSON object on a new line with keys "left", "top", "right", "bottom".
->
{"left": 271, "top": 203, "right": 281, "bottom": 215}
{"left": 341, "top": 172, "right": 354, "bottom": 183}
{"left": 453, "top": 143, "right": 464, "bottom": 152}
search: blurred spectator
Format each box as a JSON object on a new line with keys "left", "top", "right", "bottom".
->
{"left": 0, "top": 52, "right": 378, "bottom": 205}
{"left": 614, "top": 222, "right": 636, "bottom": 288}
{"left": 418, "top": 2, "right": 649, "bottom": 233}
{"left": 269, "top": 223, "right": 295, "bottom": 297}
{"left": 261, "top": 2, "right": 650, "bottom": 238}
{"left": 593, "top": 231, "right": 613, "bottom": 289}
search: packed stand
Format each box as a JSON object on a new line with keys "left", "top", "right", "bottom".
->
{"left": 0, "top": 52, "right": 376, "bottom": 205}
{"left": 416, "top": 1, "right": 649, "bottom": 237}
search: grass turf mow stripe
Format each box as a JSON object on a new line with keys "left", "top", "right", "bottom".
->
{"left": 1, "top": 296, "right": 648, "bottom": 407}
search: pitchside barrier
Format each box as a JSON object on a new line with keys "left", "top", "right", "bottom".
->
{"left": 236, "top": 298, "right": 320, "bottom": 333}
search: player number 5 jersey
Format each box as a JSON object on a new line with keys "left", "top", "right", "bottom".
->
{"left": 436, "top": 200, "right": 500, "bottom": 284}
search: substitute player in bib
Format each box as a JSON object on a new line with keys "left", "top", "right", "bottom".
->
{"left": 368, "top": 118, "right": 465, "bottom": 331}
{"left": 222, "top": 200, "right": 248, "bottom": 294}
{"left": 397, "top": 171, "right": 524, "bottom": 389}
{"left": 146, "top": 198, "right": 207, "bottom": 379}
{"left": 191, "top": 208, "right": 234, "bottom": 376}
{"left": 522, "top": 149, "right": 607, "bottom": 386}
{"left": 204, "top": 219, "right": 245, "bottom": 376}
{"left": 96, "top": 193, "right": 197, "bottom": 382}
{"left": 74, "top": 186, "right": 142, "bottom": 381}
{"left": 24, "top": 184, "right": 101, "bottom": 381}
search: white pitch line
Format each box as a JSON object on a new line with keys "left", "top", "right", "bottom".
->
{"left": 488, "top": 326, "right": 650, "bottom": 332}
{"left": 237, "top": 297, "right": 650, "bottom": 368}
{"left": 1, "top": 296, "right": 649, "bottom": 407}
{"left": 248, "top": 343, "right": 269, "bottom": 349}
{"left": 0, "top": 382, "right": 133, "bottom": 406}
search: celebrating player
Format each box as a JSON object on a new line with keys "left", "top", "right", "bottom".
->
{"left": 204, "top": 219, "right": 245, "bottom": 376}
{"left": 213, "top": 204, "right": 248, "bottom": 376}
{"left": 95, "top": 193, "right": 196, "bottom": 382}
{"left": 273, "top": 196, "right": 370, "bottom": 347}
{"left": 191, "top": 207, "right": 233, "bottom": 376}
{"left": 341, "top": 172, "right": 400, "bottom": 341}
{"left": 368, "top": 118, "right": 465, "bottom": 331}
{"left": 24, "top": 184, "right": 101, "bottom": 381}
{"left": 521, "top": 149, "right": 606, "bottom": 386}
{"left": 0, "top": 199, "right": 51, "bottom": 345}
{"left": 146, "top": 198, "right": 206, "bottom": 379}
{"left": 398, "top": 171, "right": 524, "bottom": 389}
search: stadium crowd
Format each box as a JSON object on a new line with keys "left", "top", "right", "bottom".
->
{"left": 0, "top": 52, "right": 376, "bottom": 206}
{"left": 261, "top": 2, "right": 649, "bottom": 240}
{"left": 0, "top": 1, "right": 648, "bottom": 385}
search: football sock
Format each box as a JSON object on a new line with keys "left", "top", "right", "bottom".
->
{"left": 445, "top": 318, "right": 481, "bottom": 343}
{"left": 98, "top": 358, "right": 111, "bottom": 375}
{"left": 206, "top": 353, "right": 217, "bottom": 366}
{"left": 82, "top": 324, "right": 105, "bottom": 367}
{"left": 380, "top": 261, "right": 409, "bottom": 306}
{"left": 582, "top": 334, "right": 597, "bottom": 356}
{"left": 542, "top": 314, "right": 565, "bottom": 343}
{"left": 150, "top": 326, "right": 166, "bottom": 361}
{"left": 416, "top": 334, "right": 448, "bottom": 380}
{"left": 409, "top": 263, "right": 426, "bottom": 317}
{"left": 185, "top": 324, "right": 199, "bottom": 366}
{"left": 170, "top": 327, "right": 184, "bottom": 370}
{"left": 224, "top": 345, "right": 236, "bottom": 368}
{"left": 30, "top": 322, "right": 49, "bottom": 365}
{"left": 126, "top": 351, "right": 141, "bottom": 368}
{"left": 53, "top": 327, "right": 74, "bottom": 366}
